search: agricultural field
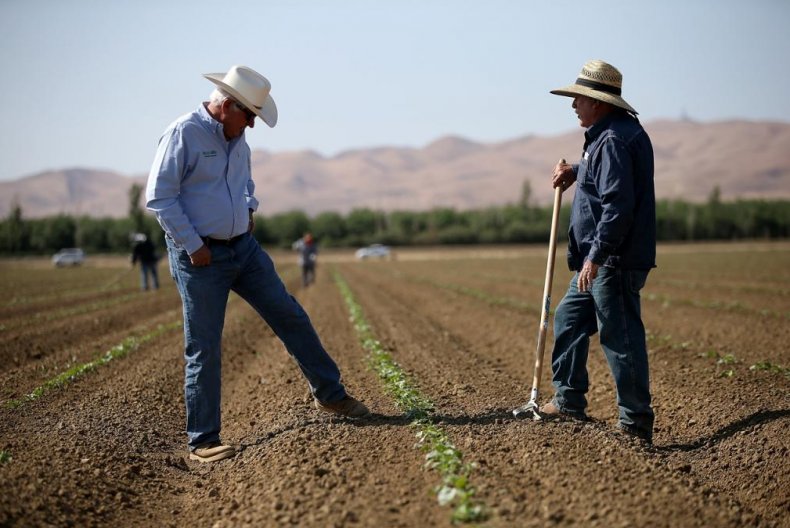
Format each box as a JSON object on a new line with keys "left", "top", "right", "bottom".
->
{"left": 1, "top": 241, "right": 788, "bottom": 527}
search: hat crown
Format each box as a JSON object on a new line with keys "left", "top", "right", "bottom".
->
{"left": 221, "top": 65, "right": 271, "bottom": 109}
{"left": 550, "top": 59, "right": 636, "bottom": 115}
{"left": 578, "top": 60, "right": 623, "bottom": 90}
{"left": 203, "top": 64, "right": 278, "bottom": 127}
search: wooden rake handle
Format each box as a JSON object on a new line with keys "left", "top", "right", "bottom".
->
{"left": 529, "top": 158, "right": 566, "bottom": 400}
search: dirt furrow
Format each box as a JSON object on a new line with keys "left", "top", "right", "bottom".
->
{"left": 0, "top": 247, "right": 787, "bottom": 527}
{"left": 0, "top": 297, "right": 184, "bottom": 403}
{"left": 0, "top": 289, "right": 182, "bottom": 366}
{"left": 333, "top": 261, "right": 785, "bottom": 527}
{"left": 167, "top": 268, "right": 450, "bottom": 527}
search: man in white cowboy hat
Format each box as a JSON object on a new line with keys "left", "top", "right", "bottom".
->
{"left": 540, "top": 60, "right": 656, "bottom": 444}
{"left": 146, "top": 65, "right": 369, "bottom": 463}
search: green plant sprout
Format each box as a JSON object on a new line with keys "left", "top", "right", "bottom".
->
{"left": 750, "top": 361, "right": 790, "bottom": 377}
{"left": 334, "top": 271, "right": 486, "bottom": 524}
{"left": 7, "top": 321, "right": 182, "bottom": 409}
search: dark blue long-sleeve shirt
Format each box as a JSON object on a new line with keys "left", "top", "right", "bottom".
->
{"left": 567, "top": 111, "right": 656, "bottom": 271}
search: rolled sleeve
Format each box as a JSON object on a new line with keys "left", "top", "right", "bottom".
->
{"left": 245, "top": 173, "right": 259, "bottom": 212}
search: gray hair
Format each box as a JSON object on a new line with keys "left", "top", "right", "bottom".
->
{"left": 209, "top": 88, "right": 233, "bottom": 106}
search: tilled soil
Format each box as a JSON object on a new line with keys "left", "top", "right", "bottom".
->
{"left": 1, "top": 243, "right": 788, "bottom": 527}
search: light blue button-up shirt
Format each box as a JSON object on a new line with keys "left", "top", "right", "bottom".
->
{"left": 146, "top": 103, "right": 259, "bottom": 255}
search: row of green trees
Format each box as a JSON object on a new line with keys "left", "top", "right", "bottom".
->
{"left": 2, "top": 196, "right": 787, "bottom": 255}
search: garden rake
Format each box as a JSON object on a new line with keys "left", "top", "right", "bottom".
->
{"left": 513, "top": 159, "right": 565, "bottom": 421}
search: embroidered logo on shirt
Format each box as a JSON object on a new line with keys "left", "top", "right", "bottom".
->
{"left": 583, "top": 151, "right": 590, "bottom": 160}
{"left": 202, "top": 150, "right": 217, "bottom": 158}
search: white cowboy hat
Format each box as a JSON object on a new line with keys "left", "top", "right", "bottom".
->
{"left": 550, "top": 59, "right": 637, "bottom": 115}
{"left": 203, "top": 65, "right": 278, "bottom": 127}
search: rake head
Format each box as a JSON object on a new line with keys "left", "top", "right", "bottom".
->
{"left": 512, "top": 399, "right": 542, "bottom": 421}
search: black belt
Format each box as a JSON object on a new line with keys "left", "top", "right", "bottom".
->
{"left": 202, "top": 233, "right": 247, "bottom": 246}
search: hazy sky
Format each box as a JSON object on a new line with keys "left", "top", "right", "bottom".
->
{"left": 1, "top": 0, "right": 788, "bottom": 181}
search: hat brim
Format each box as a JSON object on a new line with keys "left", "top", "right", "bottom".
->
{"left": 550, "top": 84, "right": 637, "bottom": 115}
{"left": 204, "top": 72, "right": 278, "bottom": 127}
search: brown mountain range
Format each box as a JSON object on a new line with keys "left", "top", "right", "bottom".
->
{"left": 2, "top": 119, "right": 789, "bottom": 219}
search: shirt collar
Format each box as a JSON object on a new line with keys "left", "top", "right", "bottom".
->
{"left": 197, "top": 102, "right": 229, "bottom": 143}
{"left": 584, "top": 111, "right": 618, "bottom": 144}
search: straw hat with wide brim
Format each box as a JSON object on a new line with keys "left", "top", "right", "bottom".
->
{"left": 550, "top": 60, "right": 637, "bottom": 115}
{"left": 204, "top": 65, "right": 278, "bottom": 127}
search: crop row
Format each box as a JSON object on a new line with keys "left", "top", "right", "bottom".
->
{"left": 2, "top": 267, "right": 301, "bottom": 408}
{"left": 2, "top": 283, "right": 129, "bottom": 309}
{"left": 7, "top": 321, "right": 183, "bottom": 409}
{"left": 643, "top": 292, "right": 788, "bottom": 320}
{"left": 370, "top": 267, "right": 788, "bottom": 382}
{"left": 333, "top": 270, "right": 486, "bottom": 524}
{"left": 0, "top": 291, "right": 146, "bottom": 332}
{"left": 388, "top": 253, "right": 790, "bottom": 319}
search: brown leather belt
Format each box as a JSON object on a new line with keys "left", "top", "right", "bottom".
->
{"left": 202, "top": 233, "right": 247, "bottom": 246}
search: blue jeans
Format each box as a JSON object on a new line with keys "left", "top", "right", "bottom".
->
{"left": 140, "top": 262, "right": 159, "bottom": 291}
{"left": 166, "top": 233, "right": 347, "bottom": 449}
{"left": 301, "top": 263, "right": 316, "bottom": 288}
{"left": 550, "top": 267, "right": 654, "bottom": 438}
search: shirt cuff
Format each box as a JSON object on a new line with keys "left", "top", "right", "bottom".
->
{"left": 587, "top": 246, "right": 607, "bottom": 266}
{"left": 184, "top": 235, "right": 205, "bottom": 255}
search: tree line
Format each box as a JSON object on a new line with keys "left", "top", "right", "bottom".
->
{"left": 1, "top": 186, "right": 787, "bottom": 255}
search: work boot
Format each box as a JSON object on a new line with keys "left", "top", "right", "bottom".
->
{"left": 189, "top": 442, "right": 236, "bottom": 463}
{"left": 539, "top": 400, "right": 588, "bottom": 421}
{"left": 616, "top": 423, "right": 653, "bottom": 445}
{"left": 314, "top": 395, "right": 370, "bottom": 418}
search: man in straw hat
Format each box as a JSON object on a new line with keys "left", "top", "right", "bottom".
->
{"left": 541, "top": 60, "right": 656, "bottom": 444}
{"left": 146, "top": 65, "right": 370, "bottom": 463}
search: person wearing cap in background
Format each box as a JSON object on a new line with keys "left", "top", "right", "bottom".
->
{"left": 146, "top": 65, "right": 370, "bottom": 463}
{"left": 297, "top": 232, "right": 318, "bottom": 288}
{"left": 130, "top": 233, "right": 160, "bottom": 291}
{"left": 541, "top": 60, "right": 656, "bottom": 444}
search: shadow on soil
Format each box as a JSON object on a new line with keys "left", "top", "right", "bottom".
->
{"left": 236, "top": 408, "right": 790, "bottom": 456}
{"left": 237, "top": 410, "right": 514, "bottom": 451}
{"left": 657, "top": 409, "right": 790, "bottom": 452}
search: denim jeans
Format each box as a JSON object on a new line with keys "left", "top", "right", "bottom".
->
{"left": 166, "top": 233, "right": 347, "bottom": 449}
{"left": 550, "top": 267, "right": 654, "bottom": 438}
{"left": 301, "top": 263, "right": 316, "bottom": 288}
{"left": 140, "top": 262, "right": 159, "bottom": 291}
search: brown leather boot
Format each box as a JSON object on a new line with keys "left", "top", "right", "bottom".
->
{"left": 539, "top": 400, "right": 588, "bottom": 421}
{"left": 189, "top": 442, "right": 236, "bottom": 463}
{"left": 314, "top": 395, "right": 370, "bottom": 418}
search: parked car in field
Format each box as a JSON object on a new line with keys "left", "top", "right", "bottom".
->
{"left": 355, "top": 244, "right": 391, "bottom": 260}
{"left": 52, "top": 248, "right": 85, "bottom": 267}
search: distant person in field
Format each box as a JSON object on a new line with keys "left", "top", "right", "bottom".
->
{"left": 146, "top": 65, "right": 370, "bottom": 463}
{"left": 542, "top": 60, "right": 656, "bottom": 444}
{"left": 296, "top": 232, "right": 318, "bottom": 287}
{"left": 130, "top": 233, "right": 159, "bottom": 291}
